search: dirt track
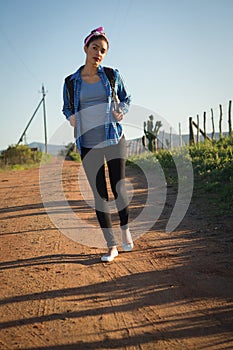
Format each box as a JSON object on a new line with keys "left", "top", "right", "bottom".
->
{"left": 0, "top": 160, "right": 233, "bottom": 350}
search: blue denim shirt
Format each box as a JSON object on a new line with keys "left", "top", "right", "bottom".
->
{"left": 62, "top": 65, "right": 131, "bottom": 154}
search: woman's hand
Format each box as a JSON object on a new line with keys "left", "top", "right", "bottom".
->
{"left": 112, "top": 109, "right": 124, "bottom": 122}
{"left": 69, "top": 114, "right": 76, "bottom": 127}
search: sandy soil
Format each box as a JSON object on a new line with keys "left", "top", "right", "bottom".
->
{"left": 0, "top": 159, "right": 233, "bottom": 350}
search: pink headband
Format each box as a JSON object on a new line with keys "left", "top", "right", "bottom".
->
{"left": 84, "top": 26, "right": 109, "bottom": 46}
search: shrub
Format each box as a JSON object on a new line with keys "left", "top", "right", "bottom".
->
{"left": 0, "top": 145, "right": 43, "bottom": 167}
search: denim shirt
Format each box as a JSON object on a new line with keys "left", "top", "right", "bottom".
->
{"left": 62, "top": 65, "right": 131, "bottom": 154}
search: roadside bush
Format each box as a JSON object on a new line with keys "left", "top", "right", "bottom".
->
{"left": 59, "top": 143, "right": 81, "bottom": 162}
{"left": 69, "top": 151, "right": 81, "bottom": 162}
{"left": 0, "top": 145, "right": 43, "bottom": 167}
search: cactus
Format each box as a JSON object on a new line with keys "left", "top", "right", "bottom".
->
{"left": 143, "top": 115, "right": 162, "bottom": 152}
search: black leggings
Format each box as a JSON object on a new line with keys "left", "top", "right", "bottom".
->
{"left": 81, "top": 137, "right": 129, "bottom": 247}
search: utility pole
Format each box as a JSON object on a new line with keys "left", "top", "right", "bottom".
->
{"left": 41, "top": 84, "right": 48, "bottom": 154}
{"left": 17, "top": 97, "right": 44, "bottom": 145}
{"left": 17, "top": 85, "right": 48, "bottom": 151}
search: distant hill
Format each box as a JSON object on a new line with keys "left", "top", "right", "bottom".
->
{"left": 28, "top": 142, "right": 66, "bottom": 156}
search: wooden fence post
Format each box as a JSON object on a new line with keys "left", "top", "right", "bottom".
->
{"left": 169, "top": 127, "right": 172, "bottom": 149}
{"left": 197, "top": 114, "right": 200, "bottom": 143}
{"left": 228, "top": 100, "right": 232, "bottom": 137}
{"left": 189, "top": 117, "right": 195, "bottom": 145}
{"left": 219, "top": 104, "right": 223, "bottom": 139}
{"left": 203, "top": 111, "right": 207, "bottom": 139}
{"left": 211, "top": 108, "right": 215, "bottom": 140}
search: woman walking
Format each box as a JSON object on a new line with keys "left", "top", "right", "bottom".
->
{"left": 62, "top": 27, "right": 133, "bottom": 262}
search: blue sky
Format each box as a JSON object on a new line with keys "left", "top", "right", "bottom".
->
{"left": 0, "top": 0, "right": 233, "bottom": 150}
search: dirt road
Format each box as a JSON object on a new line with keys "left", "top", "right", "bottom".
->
{"left": 0, "top": 160, "right": 233, "bottom": 349}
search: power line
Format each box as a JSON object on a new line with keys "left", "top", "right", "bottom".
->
{"left": 0, "top": 23, "right": 40, "bottom": 83}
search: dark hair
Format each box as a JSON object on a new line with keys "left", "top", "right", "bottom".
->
{"left": 84, "top": 34, "right": 109, "bottom": 48}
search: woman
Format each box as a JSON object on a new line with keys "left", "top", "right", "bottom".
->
{"left": 62, "top": 27, "right": 133, "bottom": 262}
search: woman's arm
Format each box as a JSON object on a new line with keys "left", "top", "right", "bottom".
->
{"left": 62, "top": 82, "right": 76, "bottom": 126}
{"left": 115, "top": 69, "right": 132, "bottom": 114}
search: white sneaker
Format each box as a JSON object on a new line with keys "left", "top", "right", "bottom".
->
{"left": 122, "top": 228, "right": 134, "bottom": 252}
{"left": 101, "top": 247, "right": 118, "bottom": 262}
{"left": 122, "top": 242, "right": 134, "bottom": 252}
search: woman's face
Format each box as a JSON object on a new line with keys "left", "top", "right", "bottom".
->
{"left": 84, "top": 39, "right": 108, "bottom": 67}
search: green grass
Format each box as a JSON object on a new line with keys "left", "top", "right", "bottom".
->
{"left": 127, "top": 136, "right": 233, "bottom": 216}
{"left": 0, "top": 163, "right": 42, "bottom": 172}
{"left": 190, "top": 138, "right": 233, "bottom": 214}
{"left": 69, "top": 151, "right": 81, "bottom": 162}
